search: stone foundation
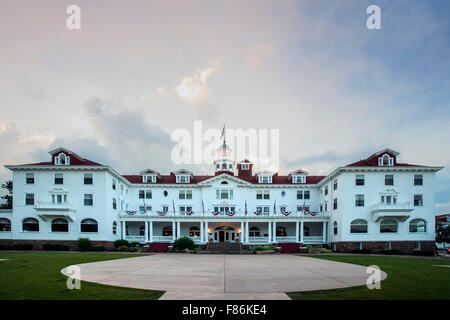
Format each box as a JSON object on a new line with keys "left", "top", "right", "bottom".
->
{"left": 0, "top": 239, "right": 115, "bottom": 250}
{"left": 333, "top": 241, "right": 435, "bottom": 255}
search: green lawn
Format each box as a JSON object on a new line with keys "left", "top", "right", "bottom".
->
{"left": 288, "top": 255, "right": 450, "bottom": 300}
{"left": 0, "top": 252, "right": 164, "bottom": 300}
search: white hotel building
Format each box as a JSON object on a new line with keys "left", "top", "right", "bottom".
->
{"left": 0, "top": 143, "right": 443, "bottom": 253}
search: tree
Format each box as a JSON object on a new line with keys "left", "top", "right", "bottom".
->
{"left": 0, "top": 180, "right": 13, "bottom": 209}
{"left": 436, "top": 223, "right": 450, "bottom": 243}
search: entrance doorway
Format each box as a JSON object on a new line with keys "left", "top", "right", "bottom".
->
{"left": 213, "top": 226, "right": 236, "bottom": 242}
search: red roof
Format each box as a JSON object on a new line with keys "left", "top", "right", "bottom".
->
{"left": 346, "top": 150, "right": 427, "bottom": 167}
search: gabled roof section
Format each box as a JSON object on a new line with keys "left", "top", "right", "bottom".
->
{"left": 139, "top": 168, "right": 161, "bottom": 176}
{"left": 346, "top": 148, "right": 424, "bottom": 167}
{"left": 288, "top": 169, "right": 309, "bottom": 177}
{"left": 197, "top": 172, "right": 252, "bottom": 186}
{"left": 173, "top": 169, "right": 193, "bottom": 175}
{"left": 49, "top": 147, "right": 84, "bottom": 160}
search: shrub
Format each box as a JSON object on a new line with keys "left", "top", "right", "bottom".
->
{"left": 127, "top": 247, "right": 138, "bottom": 252}
{"left": 412, "top": 250, "right": 434, "bottom": 256}
{"left": 0, "top": 245, "right": 6, "bottom": 250}
{"left": 90, "top": 246, "right": 106, "bottom": 252}
{"left": 173, "top": 237, "right": 196, "bottom": 251}
{"left": 119, "top": 245, "right": 128, "bottom": 251}
{"left": 77, "top": 238, "right": 92, "bottom": 251}
{"left": 252, "top": 245, "right": 276, "bottom": 251}
{"left": 13, "top": 243, "right": 33, "bottom": 250}
{"left": 42, "top": 243, "right": 69, "bottom": 251}
{"left": 114, "top": 239, "right": 129, "bottom": 248}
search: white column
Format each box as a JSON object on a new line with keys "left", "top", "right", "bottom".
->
{"left": 300, "top": 221, "right": 304, "bottom": 243}
{"left": 245, "top": 222, "right": 249, "bottom": 243}
{"left": 240, "top": 221, "right": 244, "bottom": 242}
{"left": 200, "top": 221, "right": 204, "bottom": 242}
{"left": 177, "top": 221, "right": 181, "bottom": 239}
{"left": 322, "top": 222, "right": 327, "bottom": 242}
{"left": 121, "top": 221, "right": 126, "bottom": 239}
{"left": 172, "top": 221, "right": 176, "bottom": 241}
{"left": 296, "top": 221, "right": 299, "bottom": 243}
{"left": 149, "top": 221, "right": 153, "bottom": 243}
{"left": 205, "top": 221, "right": 209, "bottom": 242}
{"left": 272, "top": 221, "right": 276, "bottom": 243}
{"left": 145, "top": 221, "right": 149, "bottom": 243}
{"left": 268, "top": 222, "right": 272, "bottom": 243}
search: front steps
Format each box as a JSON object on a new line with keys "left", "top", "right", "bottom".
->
{"left": 277, "top": 243, "right": 301, "bottom": 253}
{"left": 147, "top": 242, "right": 171, "bottom": 252}
{"left": 204, "top": 242, "right": 249, "bottom": 254}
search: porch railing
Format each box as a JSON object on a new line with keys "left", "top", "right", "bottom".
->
{"left": 275, "top": 236, "right": 297, "bottom": 243}
{"left": 248, "top": 237, "right": 270, "bottom": 244}
{"left": 125, "top": 235, "right": 145, "bottom": 243}
{"left": 152, "top": 236, "right": 173, "bottom": 242}
{"left": 303, "top": 235, "right": 324, "bottom": 243}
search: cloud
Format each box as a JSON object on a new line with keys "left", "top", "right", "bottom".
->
{"left": 139, "top": 86, "right": 167, "bottom": 102}
{"left": 243, "top": 42, "right": 274, "bottom": 67}
{"left": 175, "top": 64, "right": 218, "bottom": 107}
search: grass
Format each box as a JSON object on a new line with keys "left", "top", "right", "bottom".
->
{"left": 0, "top": 252, "right": 164, "bottom": 300}
{"left": 288, "top": 255, "right": 450, "bottom": 300}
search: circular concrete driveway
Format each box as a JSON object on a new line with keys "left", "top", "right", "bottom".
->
{"left": 61, "top": 254, "right": 387, "bottom": 300}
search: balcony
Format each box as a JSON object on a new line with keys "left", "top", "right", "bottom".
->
{"left": 371, "top": 202, "right": 413, "bottom": 222}
{"left": 34, "top": 201, "right": 75, "bottom": 211}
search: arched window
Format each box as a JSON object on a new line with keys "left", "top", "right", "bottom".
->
{"left": 333, "top": 221, "right": 338, "bottom": 235}
{"left": 249, "top": 226, "right": 260, "bottom": 237}
{"left": 409, "top": 219, "right": 426, "bottom": 233}
{"left": 350, "top": 219, "right": 368, "bottom": 233}
{"left": 23, "top": 218, "right": 39, "bottom": 232}
{"left": 382, "top": 154, "right": 389, "bottom": 166}
{"left": 0, "top": 218, "right": 11, "bottom": 231}
{"left": 112, "top": 221, "right": 117, "bottom": 235}
{"left": 80, "top": 219, "right": 98, "bottom": 233}
{"left": 380, "top": 219, "right": 398, "bottom": 233}
{"left": 221, "top": 181, "right": 228, "bottom": 184}
{"left": 162, "top": 226, "right": 172, "bottom": 237}
{"left": 276, "top": 226, "right": 286, "bottom": 236}
{"left": 59, "top": 153, "right": 66, "bottom": 164}
{"left": 189, "top": 226, "right": 200, "bottom": 237}
{"left": 52, "top": 218, "right": 68, "bottom": 232}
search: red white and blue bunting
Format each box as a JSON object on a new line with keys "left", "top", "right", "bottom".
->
{"left": 126, "top": 210, "right": 137, "bottom": 215}
{"left": 254, "top": 209, "right": 262, "bottom": 215}
{"left": 281, "top": 208, "right": 291, "bottom": 216}
{"left": 211, "top": 210, "right": 221, "bottom": 216}
{"left": 157, "top": 209, "right": 168, "bottom": 216}
{"left": 303, "top": 207, "right": 318, "bottom": 216}
{"left": 186, "top": 210, "right": 194, "bottom": 215}
{"left": 225, "top": 210, "right": 236, "bottom": 216}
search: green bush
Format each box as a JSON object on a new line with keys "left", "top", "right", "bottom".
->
{"left": 42, "top": 243, "right": 69, "bottom": 251}
{"left": 89, "top": 246, "right": 106, "bottom": 252}
{"left": 114, "top": 239, "right": 129, "bottom": 248}
{"left": 13, "top": 243, "right": 33, "bottom": 250}
{"left": 119, "top": 245, "right": 128, "bottom": 251}
{"left": 173, "top": 237, "right": 196, "bottom": 251}
{"left": 77, "top": 238, "right": 92, "bottom": 251}
{"left": 252, "top": 245, "right": 276, "bottom": 251}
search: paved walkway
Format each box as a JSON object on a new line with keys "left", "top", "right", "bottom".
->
{"left": 61, "top": 254, "right": 387, "bottom": 300}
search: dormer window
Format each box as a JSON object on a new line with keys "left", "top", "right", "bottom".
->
{"left": 176, "top": 175, "right": 190, "bottom": 183}
{"left": 143, "top": 175, "right": 156, "bottom": 183}
{"left": 258, "top": 175, "right": 272, "bottom": 184}
{"left": 292, "top": 175, "right": 306, "bottom": 183}
{"left": 241, "top": 163, "right": 250, "bottom": 170}
{"left": 378, "top": 154, "right": 394, "bottom": 166}
{"left": 55, "top": 153, "right": 70, "bottom": 165}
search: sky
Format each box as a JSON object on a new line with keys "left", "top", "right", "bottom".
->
{"left": 0, "top": 0, "right": 449, "bottom": 213}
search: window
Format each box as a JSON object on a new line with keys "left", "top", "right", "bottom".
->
{"left": 25, "top": 193, "right": 34, "bottom": 205}
{"left": 414, "top": 175, "right": 423, "bottom": 186}
{"left": 81, "top": 219, "right": 98, "bottom": 232}
{"left": 325, "top": 202, "right": 328, "bottom": 211}
{"left": 140, "top": 190, "right": 152, "bottom": 199}
{"left": 162, "top": 226, "right": 172, "bottom": 237}
{"left": 355, "top": 195, "right": 365, "bottom": 207}
{"left": 84, "top": 194, "right": 93, "bottom": 206}
{"left": 333, "top": 179, "right": 338, "bottom": 190}
{"left": 241, "top": 163, "right": 250, "bottom": 170}
{"left": 293, "top": 176, "right": 306, "bottom": 183}
{"left": 55, "top": 153, "right": 70, "bottom": 165}
{"left": 112, "top": 198, "right": 117, "bottom": 210}
{"left": 249, "top": 227, "right": 260, "bottom": 237}
{"left": 0, "top": 218, "right": 11, "bottom": 231}
{"left": 276, "top": 226, "right": 286, "bottom": 236}
{"left": 304, "top": 190, "right": 310, "bottom": 199}
{"left": 139, "top": 206, "right": 151, "bottom": 214}
{"left": 258, "top": 175, "right": 272, "bottom": 183}
{"left": 84, "top": 174, "right": 93, "bottom": 185}
{"left": 51, "top": 218, "right": 68, "bottom": 232}
{"left": 320, "top": 204, "right": 323, "bottom": 212}
{"left": 378, "top": 154, "right": 393, "bottom": 166}
{"left": 143, "top": 175, "right": 156, "bottom": 183}
{"left": 297, "top": 205, "right": 309, "bottom": 212}
{"left": 26, "top": 173, "right": 34, "bottom": 184}
{"left": 414, "top": 194, "right": 423, "bottom": 206}
{"left": 385, "top": 175, "right": 394, "bottom": 186}
{"left": 112, "top": 179, "right": 116, "bottom": 190}
{"left": 324, "top": 186, "right": 328, "bottom": 196}
{"left": 54, "top": 173, "right": 63, "bottom": 184}
{"left": 333, "top": 221, "right": 338, "bottom": 235}
{"left": 380, "top": 219, "right": 398, "bottom": 233}
{"left": 51, "top": 193, "right": 67, "bottom": 204}
{"left": 256, "top": 190, "right": 269, "bottom": 200}
{"left": 189, "top": 226, "right": 200, "bottom": 237}
{"left": 333, "top": 198, "right": 337, "bottom": 210}
{"left": 409, "top": 219, "right": 426, "bottom": 233}
{"left": 350, "top": 219, "right": 368, "bottom": 233}
{"left": 255, "top": 206, "right": 270, "bottom": 215}
{"left": 296, "top": 190, "right": 303, "bottom": 200}
{"left": 381, "top": 194, "right": 397, "bottom": 205}
{"left": 23, "top": 218, "right": 39, "bottom": 232}
{"left": 179, "top": 206, "right": 193, "bottom": 215}
{"left": 179, "top": 190, "right": 192, "bottom": 200}
{"left": 112, "top": 221, "right": 117, "bottom": 235}
{"left": 176, "top": 175, "right": 190, "bottom": 183}
{"left": 355, "top": 174, "right": 365, "bottom": 186}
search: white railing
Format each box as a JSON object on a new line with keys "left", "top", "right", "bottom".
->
{"left": 152, "top": 236, "right": 173, "bottom": 242}
{"left": 248, "top": 237, "right": 270, "bottom": 244}
{"left": 125, "top": 235, "right": 145, "bottom": 243}
{"left": 303, "top": 235, "right": 324, "bottom": 243}
{"left": 275, "top": 236, "right": 297, "bottom": 243}
{"left": 187, "top": 236, "right": 202, "bottom": 243}
{"left": 371, "top": 202, "right": 412, "bottom": 212}
{"left": 34, "top": 202, "right": 74, "bottom": 211}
